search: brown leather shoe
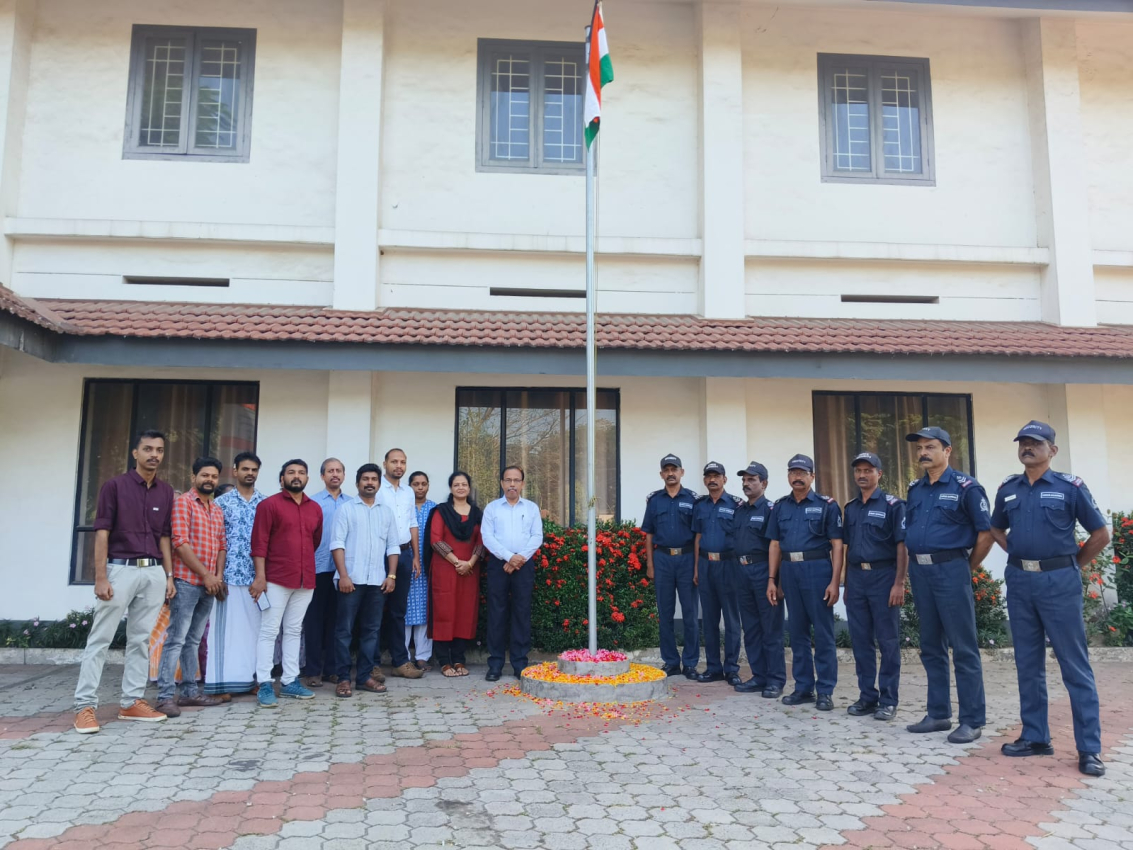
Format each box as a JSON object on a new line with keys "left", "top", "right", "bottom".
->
{"left": 302, "top": 676, "right": 323, "bottom": 689}
{"left": 217, "top": 694, "right": 233, "bottom": 703}
{"left": 177, "top": 695, "right": 223, "bottom": 708}
{"left": 392, "top": 662, "right": 424, "bottom": 679}
{"left": 370, "top": 667, "right": 386, "bottom": 684}
{"left": 119, "top": 700, "right": 168, "bottom": 722}
{"left": 74, "top": 707, "right": 100, "bottom": 734}
{"left": 154, "top": 699, "right": 181, "bottom": 718}
{"left": 358, "top": 677, "right": 387, "bottom": 694}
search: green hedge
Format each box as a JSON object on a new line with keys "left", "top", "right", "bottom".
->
{"left": 0, "top": 608, "right": 126, "bottom": 650}
{"left": 898, "top": 565, "right": 1010, "bottom": 649}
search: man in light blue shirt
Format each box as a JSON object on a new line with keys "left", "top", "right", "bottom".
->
{"left": 301, "top": 459, "right": 353, "bottom": 688}
{"left": 330, "top": 463, "right": 399, "bottom": 697}
{"left": 481, "top": 465, "right": 544, "bottom": 681}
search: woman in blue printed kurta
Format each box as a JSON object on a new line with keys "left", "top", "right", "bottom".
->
{"left": 408, "top": 472, "right": 436, "bottom": 670}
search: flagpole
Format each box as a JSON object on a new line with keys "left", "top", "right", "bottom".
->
{"left": 585, "top": 114, "right": 598, "bottom": 656}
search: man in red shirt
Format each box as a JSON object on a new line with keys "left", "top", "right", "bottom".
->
{"left": 155, "top": 457, "right": 228, "bottom": 717}
{"left": 251, "top": 459, "right": 323, "bottom": 707}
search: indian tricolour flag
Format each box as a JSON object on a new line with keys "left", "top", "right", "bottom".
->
{"left": 584, "top": 2, "right": 613, "bottom": 149}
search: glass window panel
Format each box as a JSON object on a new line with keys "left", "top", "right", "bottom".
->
{"left": 76, "top": 383, "right": 134, "bottom": 529}
{"left": 881, "top": 68, "right": 922, "bottom": 174}
{"left": 134, "top": 384, "right": 209, "bottom": 497}
{"left": 194, "top": 39, "right": 242, "bottom": 150}
{"left": 926, "top": 396, "right": 973, "bottom": 475}
{"left": 489, "top": 54, "right": 531, "bottom": 162}
{"left": 209, "top": 384, "right": 259, "bottom": 487}
{"left": 830, "top": 67, "right": 871, "bottom": 173}
{"left": 859, "top": 395, "right": 925, "bottom": 499}
{"left": 139, "top": 36, "right": 187, "bottom": 148}
{"left": 573, "top": 391, "right": 618, "bottom": 523}
{"left": 456, "top": 390, "right": 503, "bottom": 507}
{"left": 542, "top": 54, "right": 583, "bottom": 165}
{"left": 812, "top": 394, "right": 856, "bottom": 507}
{"left": 504, "top": 390, "right": 570, "bottom": 524}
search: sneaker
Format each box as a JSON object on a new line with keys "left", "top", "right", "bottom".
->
{"left": 117, "top": 700, "right": 167, "bottom": 723}
{"left": 257, "top": 682, "right": 278, "bottom": 708}
{"left": 279, "top": 680, "right": 315, "bottom": 700}
{"left": 74, "top": 707, "right": 100, "bottom": 734}
{"left": 392, "top": 662, "right": 424, "bottom": 680}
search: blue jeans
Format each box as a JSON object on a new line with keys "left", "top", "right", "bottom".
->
{"left": 1006, "top": 565, "right": 1101, "bottom": 753}
{"left": 909, "top": 558, "right": 986, "bottom": 727}
{"left": 697, "top": 558, "right": 741, "bottom": 675}
{"left": 845, "top": 565, "right": 901, "bottom": 706}
{"left": 157, "top": 579, "right": 212, "bottom": 701}
{"left": 734, "top": 560, "right": 785, "bottom": 688}
{"left": 781, "top": 558, "right": 838, "bottom": 695}
{"left": 654, "top": 551, "right": 699, "bottom": 669}
{"left": 335, "top": 583, "right": 385, "bottom": 685}
{"left": 487, "top": 555, "right": 535, "bottom": 674}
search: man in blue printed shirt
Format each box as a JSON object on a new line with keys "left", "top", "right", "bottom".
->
{"left": 642, "top": 454, "right": 700, "bottom": 679}
{"left": 903, "top": 426, "right": 993, "bottom": 744}
{"left": 842, "top": 452, "right": 907, "bottom": 722}
{"left": 766, "top": 454, "right": 843, "bottom": 711}
{"left": 732, "top": 462, "right": 785, "bottom": 699}
{"left": 990, "top": 420, "right": 1110, "bottom": 777}
{"left": 692, "top": 462, "right": 743, "bottom": 685}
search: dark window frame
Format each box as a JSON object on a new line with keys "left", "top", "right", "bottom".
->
{"left": 817, "top": 53, "right": 936, "bottom": 186}
{"left": 123, "top": 24, "right": 257, "bottom": 162}
{"left": 69, "top": 378, "right": 260, "bottom": 585}
{"left": 453, "top": 386, "right": 621, "bottom": 525}
{"left": 475, "top": 38, "right": 587, "bottom": 175}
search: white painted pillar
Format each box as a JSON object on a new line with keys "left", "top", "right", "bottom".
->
{"left": 1048, "top": 384, "right": 1111, "bottom": 519}
{"left": 697, "top": 0, "right": 746, "bottom": 320}
{"left": 1022, "top": 18, "right": 1096, "bottom": 327}
{"left": 326, "top": 371, "right": 375, "bottom": 478}
{"left": 701, "top": 377, "right": 749, "bottom": 477}
{"left": 332, "top": 0, "right": 386, "bottom": 311}
{"left": 0, "top": 0, "right": 35, "bottom": 289}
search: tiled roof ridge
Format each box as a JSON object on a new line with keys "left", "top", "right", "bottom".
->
{"left": 0, "top": 284, "right": 75, "bottom": 333}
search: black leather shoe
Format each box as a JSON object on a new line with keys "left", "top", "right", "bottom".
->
{"left": 907, "top": 715, "right": 952, "bottom": 734}
{"left": 734, "top": 678, "right": 765, "bottom": 693}
{"left": 781, "top": 691, "right": 815, "bottom": 706}
{"left": 1078, "top": 752, "right": 1105, "bottom": 777}
{"left": 847, "top": 699, "right": 879, "bottom": 717}
{"left": 1001, "top": 738, "right": 1054, "bottom": 757}
{"left": 696, "top": 671, "right": 725, "bottom": 683}
{"left": 947, "top": 724, "right": 982, "bottom": 744}
{"left": 761, "top": 686, "right": 783, "bottom": 699}
{"left": 874, "top": 705, "right": 897, "bottom": 721}
{"left": 512, "top": 665, "right": 528, "bottom": 679}
{"left": 815, "top": 694, "right": 834, "bottom": 711}
{"left": 723, "top": 673, "right": 742, "bottom": 687}
{"left": 661, "top": 664, "right": 683, "bottom": 677}
{"left": 682, "top": 667, "right": 699, "bottom": 680}
{"left": 485, "top": 671, "right": 501, "bottom": 682}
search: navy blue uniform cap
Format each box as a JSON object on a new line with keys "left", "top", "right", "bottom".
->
{"left": 660, "top": 454, "right": 683, "bottom": 469}
{"left": 737, "top": 461, "right": 769, "bottom": 479}
{"left": 703, "top": 461, "right": 726, "bottom": 476}
{"left": 1013, "top": 420, "right": 1056, "bottom": 443}
{"left": 851, "top": 452, "right": 882, "bottom": 469}
{"left": 786, "top": 454, "right": 815, "bottom": 472}
{"left": 905, "top": 426, "right": 951, "bottom": 447}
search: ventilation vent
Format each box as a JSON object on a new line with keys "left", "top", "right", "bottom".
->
{"left": 490, "top": 287, "right": 585, "bottom": 299}
{"left": 124, "top": 276, "right": 230, "bottom": 287}
{"left": 840, "top": 294, "right": 938, "bottom": 304}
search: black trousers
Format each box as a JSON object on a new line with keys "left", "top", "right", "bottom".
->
{"left": 434, "top": 638, "right": 467, "bottom": 667}
{"left": 301, "top": 571, "right": 338, "bottom": 678}
{"left": 486, "top": 555, "right": 535, "bottom": 674}
{"left": 380, "top": 547, "right": 413, "bottom": 667}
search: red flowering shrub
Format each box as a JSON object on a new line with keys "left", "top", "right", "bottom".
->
{"left": 532, "top": 520, "right": 659, "bottom": 653}
{"left": 1113, "top": 511, "right": 1132, "bottom": 604}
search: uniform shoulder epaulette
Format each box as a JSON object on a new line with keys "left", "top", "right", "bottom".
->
{"left": 646, "top": 489, "right": 662, "bottom": 502}
{"left": 908, "top": 478, "right": 921, "bottom": 489}
{"left": 695, "top": 493, "right": 710, "bottom": 503}
{"left": 818, "top": 494, "right": 836, "bottom": 504}
{"left": 732, "top": 495, "right": 744, "bottom": 507}
{"left": 998, "top": 474, "right": 1021, "bottom": 489}
{"left": 774, "top": 494, "right": 792, "bottom": 504}
{"left": 885, "top": 494, "right": 900, "bottom": 506}
{"left": 1056, "top": 472, "right": 1084, "bottom": 487}
{"left": 954, "top": 473, "right": 973, "bottom": 488}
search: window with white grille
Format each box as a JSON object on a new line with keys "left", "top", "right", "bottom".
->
{"left": 477, "top": 40, "right": 585, "bottom": 174}
{"left": 818, "top": 54, "right": 934, "bottom": 185}
{"left": 124, "top": 25, "right": 256, "bottom": 162}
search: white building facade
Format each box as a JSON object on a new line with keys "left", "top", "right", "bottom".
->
{"left": 1, "top": 0, "right": 1132, "bottom": 618}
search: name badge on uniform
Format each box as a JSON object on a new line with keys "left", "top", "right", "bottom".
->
{"left": 938, "top": 494, "right": 959, "bottom": 502}
{"left": 1040, "top": 492, "right": 1065, "bottom": 500}
{"left": 679, "top": 502, "right": 694, "bottom": 509}
{"left": 805, "top": 507, "right": 822, "bottom": 514}
{"left": 1004, "top": 494, "right": 1016, "bottom": 502}
{"left": 750, "top": 515, "right": 764, "bottom": 523}
{"left": 718, "top": 507, "right": 734, "bottom": 516}
{"left": 867, "top": 510, "right": 886, "bottom": 519}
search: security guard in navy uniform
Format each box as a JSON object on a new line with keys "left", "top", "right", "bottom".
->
{"left": 903, "top": 426, "right": 993, "bottom": 744}
{"left": 692, "top": 462, "right": 743, "bottom": 685}
{"left": 990, "top": 420, "right": 1110, "bottom": 777}
{"left": 842, "top": 452, "right": 907, "bottom": 722}
{"left": 765, "top": 454, "right": 843, "bottom": 710}
{"left": 642, "top": 454, "right": 700, "bottom": 680}
{"left": 732, "top": 462, "right": 786, "bottom": 698}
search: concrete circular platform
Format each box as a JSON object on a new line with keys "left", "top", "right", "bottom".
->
{"left": 556, "top": 658, "right": 631, "bottom": 677}
{"left": 520, "top": 663, "right": 672, "bottom": 703}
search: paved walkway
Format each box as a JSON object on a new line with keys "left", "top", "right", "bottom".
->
{"left": 0, "top": 658, "right": 1129, "bottom": 850}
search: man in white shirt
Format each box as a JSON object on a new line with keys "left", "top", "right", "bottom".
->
{"left": 330, "top": 464, "right": 400, "bottom": 697}
{"left": 376, "top": 448, "right": 424, "bottom": 679}
{"left": 481, "top": 465, "right": 544, "bottom": 682}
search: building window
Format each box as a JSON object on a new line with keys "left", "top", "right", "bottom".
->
{"left": 123, "top": 25, "right": 256, "bottom": 161}
{"left": 70, "top": 380, "right": 259, "bottom": 583}
{"left": 812, "top": 392, "right": 973, "bottom": 507}
{"left": 818, "top": 54, "right": 935, "bottom": 185}
{"left": 476, "top": 39, "right": 586, "bottom": 174}
{"left": 455, "top": 388, "right": 620, "bottom": 524}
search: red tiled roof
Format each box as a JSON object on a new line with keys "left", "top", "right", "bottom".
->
{"left": 0, "top": 285, "right": 70, "bottom": 333}
{"left": 3, "top": 289, "right": 1133, "bottom": 359}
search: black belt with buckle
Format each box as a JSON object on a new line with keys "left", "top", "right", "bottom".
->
{"left": 782, "top": 548, "right": 830, "bottom": 563}
{"left": 738, "top": 552, "right": 769, "bottom": 566}
{"left": 909, "top": 549, "right": 968, "bottom": 566}
{"left": 400, "top": 543, "right": 412, "bottom": 551}
{"left": 108, "top": 557, "right": 158, "bottom": 567}
{"left": 1008, "top": 555, "right": 1077, "bottom": 573}
{"left": 849, "top": 559, "right": 896, "bottom": 571}
{"left": 699, "top": 549, "right": 734, "bottom": 562}
{"left": 654, "top": 546, "right": 689, "bottom": 556}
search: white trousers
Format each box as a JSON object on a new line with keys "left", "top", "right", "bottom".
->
{"left": 406, "top": 624, "right": 432, "bottom": 661}
{"left": 255, "top": 583, "right": 313, "bottom": 685}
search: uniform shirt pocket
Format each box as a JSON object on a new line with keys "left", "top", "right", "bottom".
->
{"left": 932, "top": 499, "right": 964, "bottom": 525}
{"left": 1040, "top": 500, "right": 1075, "bottom": 530}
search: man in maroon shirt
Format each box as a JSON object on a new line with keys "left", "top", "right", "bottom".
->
{"left": 251, "top": 459, "right": 323, "bottom": 707}
{"left": 73, "top": 430, "right": 176, "bottom": 734}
